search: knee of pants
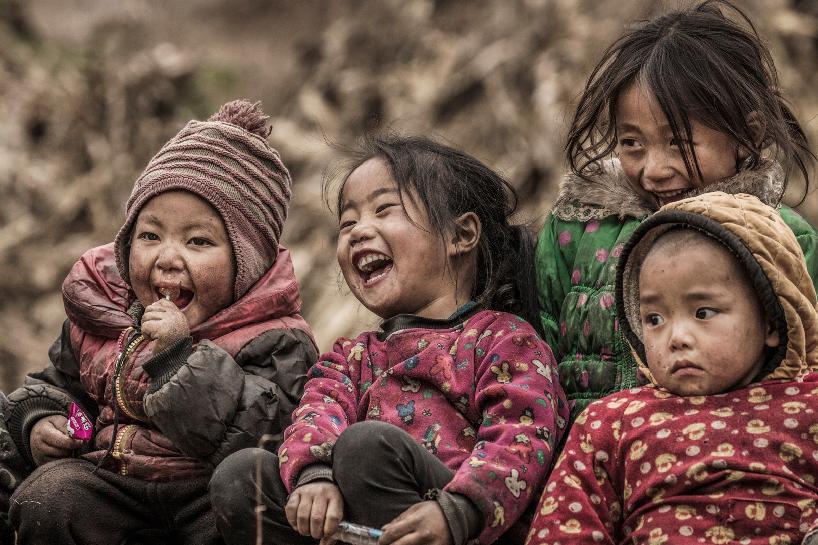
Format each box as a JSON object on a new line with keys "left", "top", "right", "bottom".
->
{"left": 333, "top": 421, "right": 409, "bottom": 474}
{"left": 209, "top": 448, "right": 281, "bottom": 522}
{"left": 9, "top": 459, "right": 91, "bottom": 528}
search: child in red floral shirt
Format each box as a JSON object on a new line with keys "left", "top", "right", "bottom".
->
{"left": 210, "top": 136, "right": 569, "bottom": 545}
{"left": 526, "top": 192, "right": 818, "bottom": 545}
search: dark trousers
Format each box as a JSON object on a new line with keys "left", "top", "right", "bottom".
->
{"left": 209, "top": 421, "right": 526, "bottom": 545}
{"left": 9, "top": 457, "right": 221, "bottom": 545}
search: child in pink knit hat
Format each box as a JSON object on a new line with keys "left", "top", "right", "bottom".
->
{"left": 3, "top": 100, "right": 317, "bottom": 545}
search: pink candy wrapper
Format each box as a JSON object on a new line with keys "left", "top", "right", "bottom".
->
{"left": 66, "top": 402, "right": 93, "bottom": 441}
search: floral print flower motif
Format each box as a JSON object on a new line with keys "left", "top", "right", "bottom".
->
{"left": 595, "top": 248, "right": 609, "bottom": 262}
{"left": 571, "top": 269, "right": 582, "bottom": 285}
{"left": 585, "top": 220, "right": 600, "bottom": 233}
{"left": 558, "top": 231, "right": 573, "bottom": 246}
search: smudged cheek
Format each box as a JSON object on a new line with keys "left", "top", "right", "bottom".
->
{"left": 127, "top": 253, "right": 156, "bottom": 304}
{"left": 190, "top": 263, "right": 235, "bottom": 313}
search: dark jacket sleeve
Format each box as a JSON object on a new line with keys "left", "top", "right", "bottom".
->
{"left": 142, "top": 328, "right": 316, "bottom": 467}
{"left": 3, "top": 320, "right": 96, "bottom": 468}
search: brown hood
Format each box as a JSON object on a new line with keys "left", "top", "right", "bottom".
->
{"left": 615, "top": 192, "right": 818, "bottom": 383}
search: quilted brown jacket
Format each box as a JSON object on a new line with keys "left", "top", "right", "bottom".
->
{"left": 4, "top": 243, "right": 317, "bottom": 480}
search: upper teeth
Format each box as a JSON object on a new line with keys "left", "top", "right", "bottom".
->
{"left": 357, "top": 252, "right": 391, "bottom": 272}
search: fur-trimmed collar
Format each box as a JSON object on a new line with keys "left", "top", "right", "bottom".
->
{"left": 552, "top": 158, "right": 784, "bottom": 221}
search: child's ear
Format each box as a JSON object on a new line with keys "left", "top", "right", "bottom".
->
{"left": 764, "top": 318, "right": 780, "bottom": 348}
{"left": 738, "top": 111, "right": 766, "bottom": 160}
{"left": 448, "top": 212, "right": 481, "bottom": 257}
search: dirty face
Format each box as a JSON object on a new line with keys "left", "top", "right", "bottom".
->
{"left": 128, "top": 190, "right": 235, "bottom": 329}
{"left": 615, "top": 82, "right": 740, "bottom": 208}
{"left": 336, "top": 157, "right": 458, "bottom": 320}
{"left": 638, "top": 234, "right": 778, "bottom": 396}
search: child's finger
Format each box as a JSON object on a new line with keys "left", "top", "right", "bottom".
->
{"left": 43, "top": 420, "right": 83, "bottom": 450}
{"left": 380, "top": 517, "right": 415, "bottom": 545}
{"left": 284, "top": 492, "right": 301, "bottom": 529}
{"left": 309, "top": 496, "right": 328, "bottom": 538}
{"left": 295, "top": 493, "right": 315, "bottom": 536}
{"left": 323, "top": 496, "right": 343, "bottom": 537}
{"left": 33, "top": 441, "right": 68, "bottom": 460}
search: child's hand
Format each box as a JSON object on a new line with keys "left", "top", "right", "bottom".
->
{"left": 141, "top": 299, "right": 189, "bottom": 353}
{"left": 380, "top": 501, "right": 452, "bottom": 545}
{"left": 30, "top": 414, "right": 84, "bottom": 466}
{"left": 285, "top": 481, "right": 344, "bottom": 542}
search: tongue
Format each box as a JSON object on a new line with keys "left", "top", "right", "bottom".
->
{"left": 366, "top": 262, "right": 392, "bottom": 282}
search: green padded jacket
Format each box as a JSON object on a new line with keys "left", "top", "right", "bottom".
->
{"left": 535, "top": 159, "right": 818, "bottom": 421}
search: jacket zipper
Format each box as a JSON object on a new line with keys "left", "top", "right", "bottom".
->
{"left": 114, "top": 332, "right": 145, "bottom": 422}
{"left": 110, "top": 329, "right": 145, "bottom": 475}
{"left": 111, "top": 424, "right": 138, "bottom": 475}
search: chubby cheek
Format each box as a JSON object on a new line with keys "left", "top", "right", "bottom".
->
{"left": 128, "top": 252, "right": 154, "bottom": 304}
{"left": 643, "top": 341, "right": 669, "bottom": 377}
{"left": 194, "top": 266, "right": 234, "bottom": 309}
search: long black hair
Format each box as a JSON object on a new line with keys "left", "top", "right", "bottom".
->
{"left": 328, "top": 134, "right": 542, "bottom": 336}
{"left": 566, "top": 0, "right": 814, "bottom": 199}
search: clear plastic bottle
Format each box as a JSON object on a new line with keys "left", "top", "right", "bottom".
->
{"left": 331, "top": 521, "right": 383, "bottom": 545}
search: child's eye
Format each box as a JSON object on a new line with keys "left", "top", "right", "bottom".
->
{"left": 189, "top": 237, "right": 212, "bottom": 247}
{"left": 695, "top": 308, "right": 717, "bottom": 320}
{"left": 339, "top": 220, "right": 355, "bottom": 231}
{"left": 137, "top": 231, "right": 159, "bottom": 241}
{"left": 375, "top": 203, "right": 396, "bottom": 214}
{"left": 619, "top": 138, "right": 639, "bottom": 148}
{"left": 644, "top": 313, "right": 663, "bottom": 327}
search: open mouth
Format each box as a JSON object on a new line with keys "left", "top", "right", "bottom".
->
{"left": 356, "top": 252, "right": 393, "bottom": 286}
{"left": 156, "top": 286, "right": 194, "bottom": 309}
{"left": 654, "top": 189, "right": 689, "bottom": 205}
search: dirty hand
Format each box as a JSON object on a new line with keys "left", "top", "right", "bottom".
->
{"left": 30, "top": 414, "right": 84, "bottom": 466}
{"left": 379, "top": 501, "right": 452, "bottom": 545}
{"left": 285, "top": 481, "right": 344, "bottom": 543}
{"left": 141, "top": 298, "right": 189, "bottom": 353}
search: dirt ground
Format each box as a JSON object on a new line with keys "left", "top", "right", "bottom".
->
{"left": 1, "top": 0, "right": 817, "bottom": 390}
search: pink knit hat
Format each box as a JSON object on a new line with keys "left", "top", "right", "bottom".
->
{"left": 114, "top": 100, "right": 292, "bottom": 300}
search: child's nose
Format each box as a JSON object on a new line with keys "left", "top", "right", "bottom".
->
{"left": 668, "top": 321, "right": 693, "bottom": 351}
{"left": 349, "top": 221, "right": 375, "bottom": 246}
{"left": 641, "top": 149, "right": 674, "bottom": 189}
{"left": 155, "top": 243, "right": 184, "bottom": 271}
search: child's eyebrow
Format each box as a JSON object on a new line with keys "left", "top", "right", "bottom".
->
{"left": 340, "top": 187, "right": 399, "bottom": 214}
{"left": 616, "top": 122, "right": 643, "bottom": 133}
{"left": 682, "top": 291, "right": 725, "bottom": 303}
{"left": 639, "top": 292, "right": 661, "bottom": 305}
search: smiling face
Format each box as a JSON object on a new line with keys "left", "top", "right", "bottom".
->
{"left": 336, "top": 157, "right": 463, "bottom": 320}
{"left": 638, "top": 232, "right": 779, "bottom": 396}
{"left": 615, "top": 83, "right": 740, "bottom": 208}
{"left": 128, "top": 190, "right": 235, "bottom": 329}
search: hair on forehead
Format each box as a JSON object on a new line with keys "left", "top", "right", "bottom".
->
{"left": 642, "top": 227, "right": 747, "bottom": 284}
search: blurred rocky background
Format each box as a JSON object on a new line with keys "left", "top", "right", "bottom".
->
{"left": 0, "top": 0, "right": 816, "bottom": 390}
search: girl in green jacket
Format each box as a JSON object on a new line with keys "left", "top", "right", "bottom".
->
{"left": 536, "top": 0, "right": 818, "bottom": 422}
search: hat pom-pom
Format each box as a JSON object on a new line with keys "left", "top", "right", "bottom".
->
{"left": 208, "top": 100, "right": 272, "bottom": 138}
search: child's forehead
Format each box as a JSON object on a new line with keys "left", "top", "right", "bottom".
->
{"left": 640, "top": 231, "right": 745, "bottom": 289}
{"left": 136, "top": 190, "right": 226, "bottom": 229}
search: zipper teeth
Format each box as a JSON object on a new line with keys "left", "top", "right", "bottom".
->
{"left": 115, "top": 334, "right": 145, "bottom": 422}
{"left": 112, "top": 424, "right": 138, "bottom": 475}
